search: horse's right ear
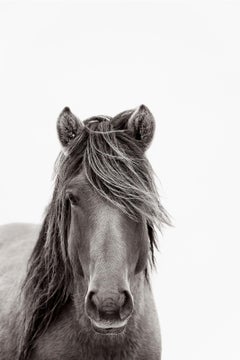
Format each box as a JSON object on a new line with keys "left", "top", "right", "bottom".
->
{"left": 57, "top": 107, "right": 83, "bottom": 150}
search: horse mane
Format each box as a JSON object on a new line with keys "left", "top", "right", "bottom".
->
{"left": 17, "top": 116, "right": 170, "bottom": 359}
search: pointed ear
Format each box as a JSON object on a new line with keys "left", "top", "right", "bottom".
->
{"left": 112, "top": 105, "right": 155, "bottom": 150}
{"left": 57, "top": 107, "right": 83, "bottom": 150}
{"left": 128, "top": 105, "right": 155, "bottom": 150}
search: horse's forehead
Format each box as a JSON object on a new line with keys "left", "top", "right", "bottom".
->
{"left": 67, "top": 172, "right": 96, "bottom": 199}
{"left": 67, "top": 172, "right": 88, "bottom": 190}
{"left": 67, "top": 172, "right": 115, "bottom": 210}
{"left": 67, "top": 172, "right": 143, "bottom": 232}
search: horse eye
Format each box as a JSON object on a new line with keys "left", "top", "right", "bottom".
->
{"left": 66, "top": 192, "right": 79, "bottom": 206}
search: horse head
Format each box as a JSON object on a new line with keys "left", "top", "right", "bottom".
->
{"left": 56, "top": 105, "right": 157, "bottom": 334}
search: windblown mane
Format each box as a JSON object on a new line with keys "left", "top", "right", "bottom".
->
{"left": 17, "top": 116, "right": 170, "bottom": 359}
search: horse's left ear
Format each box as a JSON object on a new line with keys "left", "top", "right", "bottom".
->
{"left": 112, "top": 105, "right": 155, "bottom": 150}
{"left": 57, "top": 107, "right": 83, "bottom": 150}
{"left": 128, "top": 105, "right": 155, "bottom": 150}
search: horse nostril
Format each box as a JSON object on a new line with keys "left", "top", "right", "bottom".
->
{"left": 119, "top": 290, "right": 133, "bottom": 321}
{"left": 85, "top": 291, "right": 99, "bottom": 321}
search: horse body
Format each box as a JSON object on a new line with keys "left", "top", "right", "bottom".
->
{"left": 0, "top": 223, "right": 39, "bottom": 315}
{"left": 0, "top": 224, "right": 40, "bottom": 358}
{"left": 0, "top": 105, "right": 169, "bottom": 359}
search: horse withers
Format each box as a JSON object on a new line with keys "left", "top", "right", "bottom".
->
{"left": 0, "top": 105, "right": 169, "bottom": 359}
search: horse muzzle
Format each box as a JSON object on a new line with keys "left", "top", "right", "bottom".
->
{"left": 85, "top": 289, "right": 133, "bottom": 335}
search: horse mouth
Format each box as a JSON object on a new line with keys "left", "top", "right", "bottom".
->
{"left": 92, "top": 321, "right": 126, "bottom": 335}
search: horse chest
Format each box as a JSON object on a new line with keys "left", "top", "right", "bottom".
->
{"left": 32, "top": 311, "right": 140, "bottom": 360}
{"left": 33, "top": 333, "right": 138, "bottom": 360}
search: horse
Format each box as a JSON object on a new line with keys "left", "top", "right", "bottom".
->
{"left": 0, "top": 105, "right": 170, "bottom": 360}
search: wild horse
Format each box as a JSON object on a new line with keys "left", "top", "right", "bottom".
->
{"left": 0, "top": 105, "right": 169, "bottom": 359}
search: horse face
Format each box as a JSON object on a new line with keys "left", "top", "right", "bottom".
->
{"left": 66, "top": 172, "right": 149, "bottom": 334}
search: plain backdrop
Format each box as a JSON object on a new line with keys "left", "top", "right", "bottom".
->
{"left": 0, "top": 1, "right": 240, "bottom": 359}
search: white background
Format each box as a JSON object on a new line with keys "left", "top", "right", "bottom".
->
{"left": 0, "top": 1, "right": 240, "bottom": 359}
